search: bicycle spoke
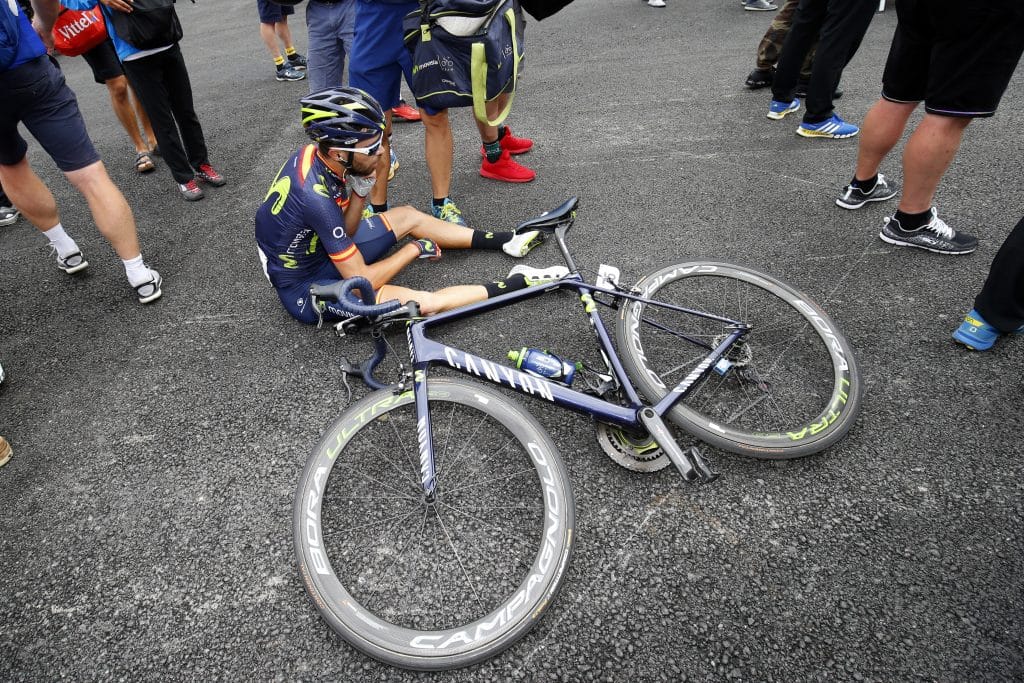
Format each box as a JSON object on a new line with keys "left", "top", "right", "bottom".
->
{"left": 437, "top": 500, "right": 540, "bottom": 554}
{"left": 442, "top": 467, "right": 538, "bottom": 497}
{"left": 431, "top": 505, "right": 486, "bottom": 616}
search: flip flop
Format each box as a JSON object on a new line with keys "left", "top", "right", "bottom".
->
{"left": 135, "top": 152, "right": 155, "bottom": 174}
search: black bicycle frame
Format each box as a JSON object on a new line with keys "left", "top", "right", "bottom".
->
{"left": 404, "top": 273, "right": 747, "bottom": 495}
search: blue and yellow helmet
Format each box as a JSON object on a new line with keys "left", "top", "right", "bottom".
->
{"left": 300, "top": 87, "right": 385, "bottom": 147}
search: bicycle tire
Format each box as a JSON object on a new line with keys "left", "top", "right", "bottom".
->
{"left": 614, "top": 262, "right": 862, "bottom": 459}
{"left": 294, "top": 378, "right": 575, "bottom": 670}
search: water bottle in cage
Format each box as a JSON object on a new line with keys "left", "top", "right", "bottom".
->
{"left": 508, "top": 347, "right": 580, "bottom": 386}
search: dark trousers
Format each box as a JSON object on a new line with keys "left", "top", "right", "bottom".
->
{"left": 974, "top": 215, "right": 1024, "bottom": 332}
{"left": 771, "top": 0, "right": 876, "bottom": 123}
{"left": 122, "top": 44, "right": 209, "bottom": 184}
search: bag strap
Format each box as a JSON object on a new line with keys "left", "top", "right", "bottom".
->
{"left": 470, "top": 5, "right": 518, "bottom": 126}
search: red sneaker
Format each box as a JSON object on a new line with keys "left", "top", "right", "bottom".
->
{"left": 391, "top": 101, "right": 422, "bottom": 122}
{"left": 195, "top": 163, "right": 226, "bottom": 187}
{"left": 480, "top": 150, "right": 535, "bottom": 183}
{"left": 480, "top": 126, "right": 534, "bottom": 156}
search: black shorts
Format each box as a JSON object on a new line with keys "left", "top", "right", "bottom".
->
{"left": 0, "top": 56, "right": 101, "bottom": 172}
{"left": 882, "top": 0, "right": 1024, "bottom": 117}
{"left": 257, "top": 0, "right": 294, "bottom": 24}
{"left": 81, "top": 39, "right": 124, "bottom": 84}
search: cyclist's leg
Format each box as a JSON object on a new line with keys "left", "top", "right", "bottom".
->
{"left": 377, "top": 283, "right": 487, "bottom": 315}
{"left": 377, "top": 265, "right": 559, "bottom": 315}
{"left": 380, "top": 205, "right": 536, "bottom": 255}
{"left": 379, "top": 205, "right": 474, "bottom": 247}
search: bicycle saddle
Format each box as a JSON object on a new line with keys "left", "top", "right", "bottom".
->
{"left": 514, "top": 197, "right": 578, "bottom": 233}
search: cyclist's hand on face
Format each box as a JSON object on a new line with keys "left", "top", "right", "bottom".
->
{"left": 414, "top": 239, "right": 442, "bottom": 261}
{"left": 347, "top": 172, "right": 376, "bottom": 199}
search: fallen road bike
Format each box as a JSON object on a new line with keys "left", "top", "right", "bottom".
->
{"left": 294, "top": 197, "right": 863, "bottom": 670}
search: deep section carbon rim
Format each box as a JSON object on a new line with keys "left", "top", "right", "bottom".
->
{"left": 294, "top": 379, "right": 574, "bottom": 670}
{"left": 615, "top": 262, "right": 861, "bottom": 459}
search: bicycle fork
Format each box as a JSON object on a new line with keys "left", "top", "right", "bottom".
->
{"left": 411, "top": 367, "right": 440, "bottom": 499}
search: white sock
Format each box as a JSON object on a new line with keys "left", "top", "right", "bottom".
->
{"left": 42, "top": 224, "right": 79, "bottom": 258}
{"left": 122, "top": 254, "right": 152, "bottom": 287}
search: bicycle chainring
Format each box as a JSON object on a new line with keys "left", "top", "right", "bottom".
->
{"left": 595, "top": 422, "right": 671, "bottom": 472}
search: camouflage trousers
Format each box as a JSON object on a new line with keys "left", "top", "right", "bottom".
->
{"left": 756, "top": 0, "right": 816, "bottom": 78}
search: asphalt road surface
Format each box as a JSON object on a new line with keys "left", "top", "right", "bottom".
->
{"left": 2, "top": 1, "right": 1022, "bottom": 680}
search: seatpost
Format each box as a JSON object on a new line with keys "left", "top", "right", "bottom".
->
{"left": 554, "top": 224, "right": 578, "bottom": 273}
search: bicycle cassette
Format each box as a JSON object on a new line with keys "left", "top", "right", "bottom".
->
{"left": 595, "top": 422, "right": 670, "bottom": 472}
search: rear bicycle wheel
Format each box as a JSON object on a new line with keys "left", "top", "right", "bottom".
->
{"left": 294, "top": 378, "right": 575, "bottom": 670}
{"left": 615, "top": 262, "right": 862, "bottom": 459}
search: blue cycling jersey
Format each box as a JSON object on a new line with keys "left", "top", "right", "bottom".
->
{"left": 255, "top": 144, "right": 357, "bottom": 289}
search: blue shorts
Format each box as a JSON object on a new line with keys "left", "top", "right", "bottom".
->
{"left": 349, "top": 0, "right": 436, "bottom": 113}
{"left": 0, "top": 56, "right": 101, "bottom": 172}
{"left": 257, "top": 0, "right": 293, "bottom": 24}
{"left": 277, "top": 213, "right": 399, "bottom": 324}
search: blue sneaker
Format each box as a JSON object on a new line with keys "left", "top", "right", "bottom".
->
{"left": 431, "top": 198, "right": 467, "bottom": 226}
{"left": 952, "top": 308, "right": 1024, "bottom": 351}
{"left": 796, "top": 114, "right": 859, "bottom": 139}
{"left": 767, "top": 98, "right": 800, "bottom": 120}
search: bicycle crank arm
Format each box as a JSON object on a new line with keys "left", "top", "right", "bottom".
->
{"left": 638, "top": 407, "right": 719, "bottom": 484}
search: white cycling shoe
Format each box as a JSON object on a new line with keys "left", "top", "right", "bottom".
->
{"left": 502, "top": 229, "right": 543, "bottom": 257}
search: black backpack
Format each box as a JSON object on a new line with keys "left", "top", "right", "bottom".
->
{"left": 107, "top": 0, "right": 194, "bottom": 51}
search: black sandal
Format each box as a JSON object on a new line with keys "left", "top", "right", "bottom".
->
{"left": 135, "top": 152, "right": 155, "bottom": 174}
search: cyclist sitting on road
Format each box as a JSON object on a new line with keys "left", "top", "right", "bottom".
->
{"left": 255, "top": 87, "right": 565, "bottom": 323}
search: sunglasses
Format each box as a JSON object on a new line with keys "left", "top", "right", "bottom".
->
{"left": 328, "top": 135, "right": 384, "bottom": 156}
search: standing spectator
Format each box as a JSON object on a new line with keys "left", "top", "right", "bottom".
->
{"left": 0, "top": 182, "right": 19, "bottom": 225}
{"left": 745, "top": 0, "right": 813, "bottom": 89}
{"left": 834, "top": 0, "right": 1024, "bottom": 255}
{"left": 62, "top": 0, "right": 228, "bottom": 202}
{"left": 78, "top": 37, "right": 160, "bottom": 173}
{"left": 766, "top": 0, "right": 875, "bottom": 139}
{"left": 1, "top": 0, "right": 163, "bottom": 303}
{"left": 347, "top": 0, "right": 417, "bottom": 219}
{"left": 952, "top": 215, "right": 1024, "bottom": 351}
{"left": 305, "top": 0, "right": 355, "bottom": 93}
{"left": 257, "top": 0, "right": 306, "bottom": 82}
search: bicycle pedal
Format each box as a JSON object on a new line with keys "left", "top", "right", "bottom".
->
{"left": 687, "top": 446, "right": 719, "bottom": 484}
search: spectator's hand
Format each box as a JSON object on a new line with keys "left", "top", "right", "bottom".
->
{"left": 31, "top": 16, "right": 55, "bottom": 51}
{"left": 101, "top": 0, "right": 134, "bottom": 14}
{"left": 413, "top": 239, "right": 442, "bottom": 261}
{"left": 346, "top": 173, "right": 376, "bottom": 198}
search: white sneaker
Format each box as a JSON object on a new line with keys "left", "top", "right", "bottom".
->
{"left": 501, "top": 229, "right": 543, "bottom": 257}
{"left": 508, "top": 264, "right": 569, "bottom": 284}
{"left": 648, "top": 0, "right": 666, "bottom": 6}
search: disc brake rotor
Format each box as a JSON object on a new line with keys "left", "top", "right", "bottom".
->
{"left": 712, "top": 333, "right": 754, "bottom": 367}
{"left": 595, "top": 422, "right": 671, "bottom": 473}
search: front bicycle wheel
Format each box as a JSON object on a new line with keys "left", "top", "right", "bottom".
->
{"left": 615, "top": 262, "right": 862, "bottom": 459}
{"left": 294, "top": 378, "right": 575, "bottom": 670}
